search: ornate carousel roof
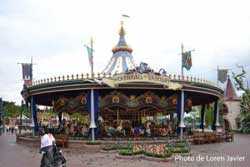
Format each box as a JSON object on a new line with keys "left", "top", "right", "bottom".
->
{"left": 21, "top": 22, "right": 224, "bottom": 106}
{"left": 102, "top": 22, "right": 136, "bottom": 74}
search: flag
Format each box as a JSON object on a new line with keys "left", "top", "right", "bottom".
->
{"left": 21, "top": 63, "right": 32, "bottom": 86}
{"left": 218, "top": 69, "right": 228, "bottom": 83}
{"left": 22, "top": 63, "right": 32, "bottom": 80}
{"left": 182, "top": 51, "right": 192, "bottom": 70}
{"left": 122, "top": 14, "right": 130, "bottom": 18}
{"left": 84, "top": 44, "right": 94, "bottom": 66}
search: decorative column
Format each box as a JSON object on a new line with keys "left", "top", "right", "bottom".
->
{"left": 179, "top": 90, "right": 185, "bottom": 140}
{"left": 89, "top": 89, "right": 97, "bottom": 141}
{"left": 203, "top": 106, "right": 206, "bottom": 128}
{"left": 212, "top": 100, "right": 220, "bottom": 131}
{"left": 200, "top": 105, "right": 206, "bottom": 130}
{"left": 31, "top": 96, "right": 38, "bottom": 135}
{"left": 215, "top": 100, "right": 220, "bottom": 128}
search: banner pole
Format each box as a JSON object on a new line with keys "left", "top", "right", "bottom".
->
{"left": 217, "top": 66, "right": 219, "bottom": 87}
{"left": 90, "top": 37, "right": 94, "bottom": 79}
{"left": 181, "top": 43, "right": 184, "bottom": 76}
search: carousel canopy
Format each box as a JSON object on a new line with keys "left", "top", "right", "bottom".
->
{"left": 102, "top": 22, "right": 136, "bottom": 75}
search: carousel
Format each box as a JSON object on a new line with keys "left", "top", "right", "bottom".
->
{"left": 21, "top": 22, "right": 224, "bottom": 143}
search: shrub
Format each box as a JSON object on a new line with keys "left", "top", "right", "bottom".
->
{"left": 175, "top": 142, "right": 187, "bottom": 147}
{"left": 119, "top": 149, "right": 133, "bottom": 156}
{"left": 172, "top": 147, "right": 189, "bottom": 153}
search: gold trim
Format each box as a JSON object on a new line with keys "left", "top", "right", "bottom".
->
{"left": 102, "top": 73, "right": 182, "bottom": 90}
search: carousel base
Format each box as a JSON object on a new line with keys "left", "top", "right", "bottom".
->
{"left": 16, "top": 135, "right": 182, "bottom": 152}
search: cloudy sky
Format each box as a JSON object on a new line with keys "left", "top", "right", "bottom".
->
{"left": 0, "top": 0, "right": 250, "bottom": 104}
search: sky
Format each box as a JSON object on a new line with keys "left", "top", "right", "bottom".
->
{"left": 0, "top": 0, "right": 250, "bottom": 104}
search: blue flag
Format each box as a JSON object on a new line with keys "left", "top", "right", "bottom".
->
{"left": 84, "top": 45, "right": 94, "bottom": 65}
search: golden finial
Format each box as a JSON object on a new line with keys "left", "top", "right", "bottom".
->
{"left": 119, "top": 21, "right": 125, "bottom": 36}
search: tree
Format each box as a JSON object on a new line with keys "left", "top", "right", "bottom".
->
{"left": 233, "top": 66, "right": 250, "bottom": 133}
{"left": 2, "top": 101, "right": 32, "bottom": 120}
{"left": 3, "top": 101, "right": 21, "bottom": 118}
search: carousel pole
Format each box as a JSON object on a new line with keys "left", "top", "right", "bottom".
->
{"left": 89, "top": 37, "right": 96, "bottom": 142}
{"left": 215, "top": 100, "right": 220, "bottom": 128}
{"left": 203, "top": 105, "right": 206, "bottom": 129}
{"left": 90, "top": 89, "right": 96, "bottom": 142}
{"left": 179, "top": 90, "right": 185, "bottom": 140}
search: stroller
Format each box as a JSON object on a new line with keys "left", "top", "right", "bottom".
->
{"left": 40, "top": 144, "right": 66, "bottom": 167}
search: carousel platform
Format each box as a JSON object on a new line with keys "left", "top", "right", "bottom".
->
{"left": 16, "top": 134, "right": 181, "bottom": 151}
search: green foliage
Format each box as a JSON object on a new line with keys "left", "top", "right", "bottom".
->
{"left": 240, "top": 90, "right": 250, "bottom": 114}
{"left": 205, "top": 105, "right": 214, "bottom": 127}
{"left": 240, "top": 112, "right": 250, "bottom": 134}
{"left": 144, "top": 151, "right": 171, "bottom": 158}
{"left": 118, "top": 142, "right": 189, "bottom": 159}
{"left": 2, "top": 101, "right": 32, "bottom": 119}
{"left": 102, "top": 144, "right": 129, "bottom": 151}
{"left": 168, "top": 140, "right": 190, "bottom": 154}
{"left": 119, "top": 149, "right": 133, "bottom": 156}
{"left": 232, "top": 67, "right": 250, "bottom": 133}
{"left": 85, "top": 141, "right": 101, "bottom": 145}
{"left": 171, "top": 147, "right": 189, "bottom": 153}
{"left": 40, "top": 109, "right": 56, "bottom": 119}
{"left": 239, "top": 90, "right": 250, "bottom": 133}
{"left": 3, "top": 101, "right": 21, "bottom": 118}
{"left": 70, "top": 112, "right": 89, "bottom": 125}
{"left": 22, "top": 106, "right": 31, "bottom": 118}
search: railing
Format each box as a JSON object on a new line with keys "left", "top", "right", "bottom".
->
{"left": 30, "top": 72, "right": 221, "bottom": 89}
{"left": 31, "top": 73, "right": 112, "bottom": 86}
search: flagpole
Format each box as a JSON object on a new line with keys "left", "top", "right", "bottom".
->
{"left": 31, "top": 57, "right": 33, "bottom": 81}
{"left": 217, "top": 66, "right": 219, "bottom": 87}
{"left": 181, "top": 43, "right": 184, "bottom": 76}
{"left": 90, "top": 37, "right": 94, "bottom": 79}
{"left": 89, "top": 37, "right": 96, "bottom": 142}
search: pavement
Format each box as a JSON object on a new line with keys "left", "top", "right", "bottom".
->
{"left": 0, "top": 133, "right": 250, "bottom": 167}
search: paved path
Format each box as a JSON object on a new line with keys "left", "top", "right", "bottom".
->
{"left": 0, "top": 133, "right": 250, "bottom": 167}
{"left": 174, "top": 134, "right": 250, "bottom": 167}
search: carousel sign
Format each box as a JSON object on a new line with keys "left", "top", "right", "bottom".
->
{"left": 102, "top": 73, "right": 182, "bottom": 90}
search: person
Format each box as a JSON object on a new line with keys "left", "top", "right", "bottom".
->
{"left": 81, "top": 124, "right": 88, "bottom": 137}
{"left": 40, "top": 129, "right": 66, "bottom": 167}
{"left": 15, "top": 124, "right": 19, "bottom": 133}
{"left": 145, "top": 121, "right": 151, "bottom": 137}
{"left": 5, "top": 124, "right": 9, "bottom": 134}
{"left": 40, "top": 129, "right": 55, "bottom": 167}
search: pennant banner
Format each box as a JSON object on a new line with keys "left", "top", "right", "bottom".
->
{"left": 217, "top": 69, "right": 228, "bottom": 83}
{"left": 22, "top": 63, "right": 32, "bottom": 80}
{"left": 182, "top": 51, "right": 192, "bottom": 70}
{"left": 84, "top": 45, "right": 94, "bottom": 66}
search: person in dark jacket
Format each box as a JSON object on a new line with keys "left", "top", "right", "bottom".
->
{"left": 40, "top": 129, "right": 55, "bottom": 167}
{"left": 40, "top": 129, "right": 66, "bottom": 167}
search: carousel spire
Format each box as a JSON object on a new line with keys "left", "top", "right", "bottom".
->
{"left": 112, "top": 21, "right": 132, "bottom": 53}
{"left": 119, "top": 21, "right": 125, "bottom": 36}
{"left": 102, "top": 21, "right": 136, "bottom": 75}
